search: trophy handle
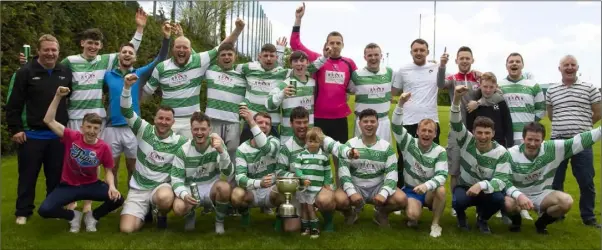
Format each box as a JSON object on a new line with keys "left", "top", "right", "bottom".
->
{"left": 297, "top": 185, "right": 307, "bottom": 193}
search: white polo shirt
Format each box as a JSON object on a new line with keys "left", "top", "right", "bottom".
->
{"left": 393, "top": 62, "right": 440, "bottom": 125}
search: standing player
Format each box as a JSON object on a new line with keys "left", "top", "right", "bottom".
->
{"left": 348, "top": 43, "right": 393, "bottom": 143}
{"left": 450, "top": 85, "right": 532, "bottom": 234}
{"left": 504, "top": 122, "right": 601, "bottom": 234}
{"left": 391, "top": 93, "right": 447, "bottom": 237}
{"left": 119, "top": 74, "right": 188, "bottom": 233}
{"left": 102, "top": 21, "right": 172, "bottom": 189}
{"left": 38, "top": 86, "right": 123, "bottom": 233}
{"left": 143, "top": 19, "right": 244, "bottom": 139}
{"left": 170, "top": 112, "right": 233, "bottom": 234}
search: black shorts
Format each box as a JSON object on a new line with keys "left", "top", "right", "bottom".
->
{"left": 314, "top": 117, "right": 348, "bottom": 145}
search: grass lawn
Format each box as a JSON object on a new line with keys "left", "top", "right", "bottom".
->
{"left": 2, "top": 101, "right": 601, "bottom": 249}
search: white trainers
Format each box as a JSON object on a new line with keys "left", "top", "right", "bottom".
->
{"left": 69, "top": 210, "right": 83, "bottom": 233}
{"left": 15, "top": 216, "right": 27, "bottom": 225}
{"left": 84, "top": 212, "right": 98, "bottom": 232}
{"left": 215, "top": 221, "right": 225, "bottom": 235}
{"left": 520, "top": 210, "right": 533, "bottom": 220}
{"left": 184, "top": 210, "right": 196, "bottom": 231}
{"left": 430, "top": 224, "right": 442, "bottom": 238}
{"left": 495, "top": 211, "right": 502, "bottom": 218}
{"left": 394, "top": 210, "right": 402, "bottom": 215}
{"left": 451, "top": 208, "right": 457, "bottom": 217}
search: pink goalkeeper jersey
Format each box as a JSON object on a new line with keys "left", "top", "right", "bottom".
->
{"left": 290, "top": 26, "right": 357, "bottom": 119}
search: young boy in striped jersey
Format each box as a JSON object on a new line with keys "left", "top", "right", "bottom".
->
{"left": 231, "top": 107, "right": 283, "bottom": 227}
{"left": 504, "top": 122, "right": 601, "bottom": 234}
{"left": 392, "top": 93, "right": 447, "bottom": 237}
{"left": 450, "top": 85, "right": 533, "bottom": 234}
{"left": 276, "top": 107, "right": 359, "bottom": 233}
{"left": 265, "top": 50, "right": 329, "bottom": 143}
{"left": 143, "top": 19, "right": 244, "bottom": 139}
{"left": 293, "top": 127, "right": 332, "bottom": 238}
{"left": 119, "top": 74, "right": 188, "bottom": 233}
{"left": 498, "top": 52, "right": 546, "bottom": 145}
{"left": 170, "top": 112, "right": 234, "bottom": 234}
{"left": 348, "top": 43, "right": 393, "bottom": 143}
{"left": 334, "top": 109, "right": 406, "bottom": 227}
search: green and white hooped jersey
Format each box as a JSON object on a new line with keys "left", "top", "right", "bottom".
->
{"left": 171, "top": 139, "right": 234, "bottom": 200}
{"left": 234, "top": 126, "right": 281, "bottom": 190}
{"left": 120, "top": 88, "right": 188, "bottom": 191}
{"left": 508, "top": 127, "right": 601, "bottom": 195}
{"left": 497, "top": 77, "right": 546, "bottom": 141}
{"left": 277, "top": 135, "right": 352, "bottom": 178}
{"left": 292, "top": 149, "right": 333, "bottom": 193}
{"left": 391, "top": 107, "right": 448, "bottom": 190}
{"left": 61, "top": 31, "right": 142, "bottom": 119}
{"left": 349, "top": 66, "right": 393, "bottom": 119}
{"left": 449, "top": 104, "right": 522, "bottom": 199}
{"left": 241, "top": 62, "right": 291, "bottom": 125}
{"left": 339, "top": 137, "right": 398, "bottom": 198}
{"left": 144, "top": 47, "right": 218, "bottom": 117}
{"left": 204, "top": 64, "right": 247, "bottom": 123}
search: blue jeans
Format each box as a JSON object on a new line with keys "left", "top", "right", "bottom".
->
{"left": 552, "top": 148, "right": 595, "bottom": 222}
{"left": 38, "top": 181, "right": 124, "bottom": 221}
{"left": 452, "top": 186, "right": 505, "bottom": 221}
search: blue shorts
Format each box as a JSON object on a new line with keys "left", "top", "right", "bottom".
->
{"left": 402, "top": 186, "right": 426, "bottom": 206}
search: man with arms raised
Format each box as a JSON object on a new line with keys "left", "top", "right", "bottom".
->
{"left": 291, "top": 2, "right": 358, "bottom": 182}
{"left": 391, "top": 93, "right": 447, "bottom": 237}
{"left": 143, "top": 19, "right": 244, "bottom": 139}
{"left": 102, "top": 21, "right": 172, "bottom": 190}
{"left": 348, "top": 43, "right": 393, "bottom": 143}
{"left": 498, "top": 52, "right": 545, "bottom": 145}
{"left": 547, "top": 55, "right": 602, "bottom": 228}
{"left": 119, "top": 74, "right": 188, "bottom": 233}
{"left": 504, "top": 121, "right": 601, "bottom": 234}
{"left": 450, "top": 85, "right": 532, "bottom": 234}
{"left": 335, "top": 109, "right": 406, "bottom": 227}
{"left": 38, "top": 86, "right": 123, "bottom": 233}
{"left": 170, "top": 112, "right": 233, "bottom": 234}
{"left": 276, "top": 107, "right": 359, "bottom": 232}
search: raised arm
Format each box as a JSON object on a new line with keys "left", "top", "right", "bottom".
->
{"left": 323, "top": 136, "right": 355, "bottom": 160}
{"left": 378, "top": 145, "right": 399, "bottom": 198}
{"left": 139, "top": 22, "right": 172, "bottom": 100}
{"left": 42, "top": 87, "right": 70, "bottom": 138}
{"left": 221, "top": 18, "right": 245, "bottom": 46}
{"left": 290, "top": 3, "right": 321, "bottom": 62}
{"left": 391, "top": 93, "right": 414, "bottom": 152}
{"left": 450, "top": 86, "right": 474, "bottom": 148}
{"left": 553, "top": 126, "right": 602, "bottom": 161}
{"left": 532, "top": 83, "right": 546, "bottom": 121}
{"left": 241, "top": 106, "right": 280, "bottom": 157}
{"left": 142, "top": 67, "right": 161, "bottom": 99}
{"left": 130, "top": 8, "right": 147, "bottom": 51}
{"left": 424, "top": 150, "right": 448, "bottom": 191}
{"left": 436, "top": 48, "right": 452, "bottom": 89}
{"left": 121, "top": 74, "right": 150, "bottom": 138}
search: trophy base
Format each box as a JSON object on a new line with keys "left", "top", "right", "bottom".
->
{"left": 276, "top": 214, "right": 299, "bottom": 219}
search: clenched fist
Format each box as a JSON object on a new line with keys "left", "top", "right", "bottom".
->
{"left": 124, "top": 74, "right": 138, "bottom": 89}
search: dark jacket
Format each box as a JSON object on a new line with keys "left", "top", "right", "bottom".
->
{"left": 6, "top": 57, "right": 72, "bottom": 135}
{"left": 466, "top": 100, "right": 514, "bottom": 148}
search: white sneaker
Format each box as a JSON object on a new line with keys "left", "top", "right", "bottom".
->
{"left": 84, "top": 212, "right": 98, "bottom": 232}
{"left": 430, "top": 224, "right": 442, "bottom": 238}
{"left": 520, "top": 210, "right": 533, "bottom": 220}
{"left": 215, "top": 221, "right": 225, "bottom": 235}
{"left": 495, "top": 211, "right": 502, "bottom": 218}
{"left": 184, "top": 210, "right": 196, "bottom": 231}
{"left": 69, "top": 210, "right": 83, "bottom": 233}
{"left": 394, "top": 210, "right": 402, "bottom": 215}
{"left": 451, "top": 209, "right": 457, "bottom": 217}
{"left": 16, "top": 216, "right": 27, "bottom": 225}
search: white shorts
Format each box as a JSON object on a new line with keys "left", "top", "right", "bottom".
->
{"left": 296, "top": 191, "right": 317, "bottom": 205}
{"left": 172, "top": 116, "right": 192, "bottom": 140}
{"left": 355, "top": 183, "right": 384, "bottom": 205}
{"left": 102, "top": 126, "right": 137, "bottom": 158}
{"left": 211, "top": 119, "right": 240, "bottom": 181}
{"left": 68, "top": 118, "right": 107, "bottom": 138}
{"left": 121, "top": 183, "right": 172, "bottom": 220}
{"left": 526, "top": 189, "right": 554, "bottom": 213}
{"left": 355, "top": 116, "right": 392, "bottom": 143}
{"left": 251, "top": 187, "right": 276, "bottom": 208}
{"left": 190, "top": 180, "right": 218, "bottom": 209}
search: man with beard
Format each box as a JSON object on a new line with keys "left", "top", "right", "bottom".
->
{"left": 347, "top": 43, "right": 393, "bottom": 143}
{"left": 497, "top": 52, "right": 545, "bottom": 145}
{"left": 504, "top": 121, "right": 601, "bottom": 234}
{"left": 546, "top": 55, "right": 602, "bottom": 228}
{"left": 170, "top": 112, "right": 233, "bottom": 234}
{"left": 450, "top": 85, "right": 532, "bottom": 234}
{"left": 143, "top": 18, "right": 244, "bottom": 139}
{"left": 102, "top": 21, "right": 172, "bottom": 190}
{"left": 276, "top": 107, "right": 359, "bottom": 233}
{"left": 290, "top": 3, "right": 358, "bottom": 183}
{"left": 265, "top": 50, "right": 329, "bottom": 143}
{"left": 391, "top": 93, "right": 447, "bottom": 237}
{"left": 335, "top": 109, "right": 406, "bottom": 228}
{"left": 119, "top": 74, "right": 188, "bottom": 233}
{"left": 6, "top": 34, "right": 73, "bottom": 225}
{"left": 436, "top": 46, "right": 480, "bottom": 217}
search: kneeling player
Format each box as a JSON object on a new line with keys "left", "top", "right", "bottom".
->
{"left": 392, "top": 93, "right": 447, "bottom": 237}
{"left": 504, "top": 122, "right": 601, "bottom": 234}
{"left": 231, "top": 108, "right": 283, "bottom": 227}
{"left": 170, "top": 112, "right": 234, "bottom": 234}
{"left": 334, "top": 109, "right": 407, "bottom": 227}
